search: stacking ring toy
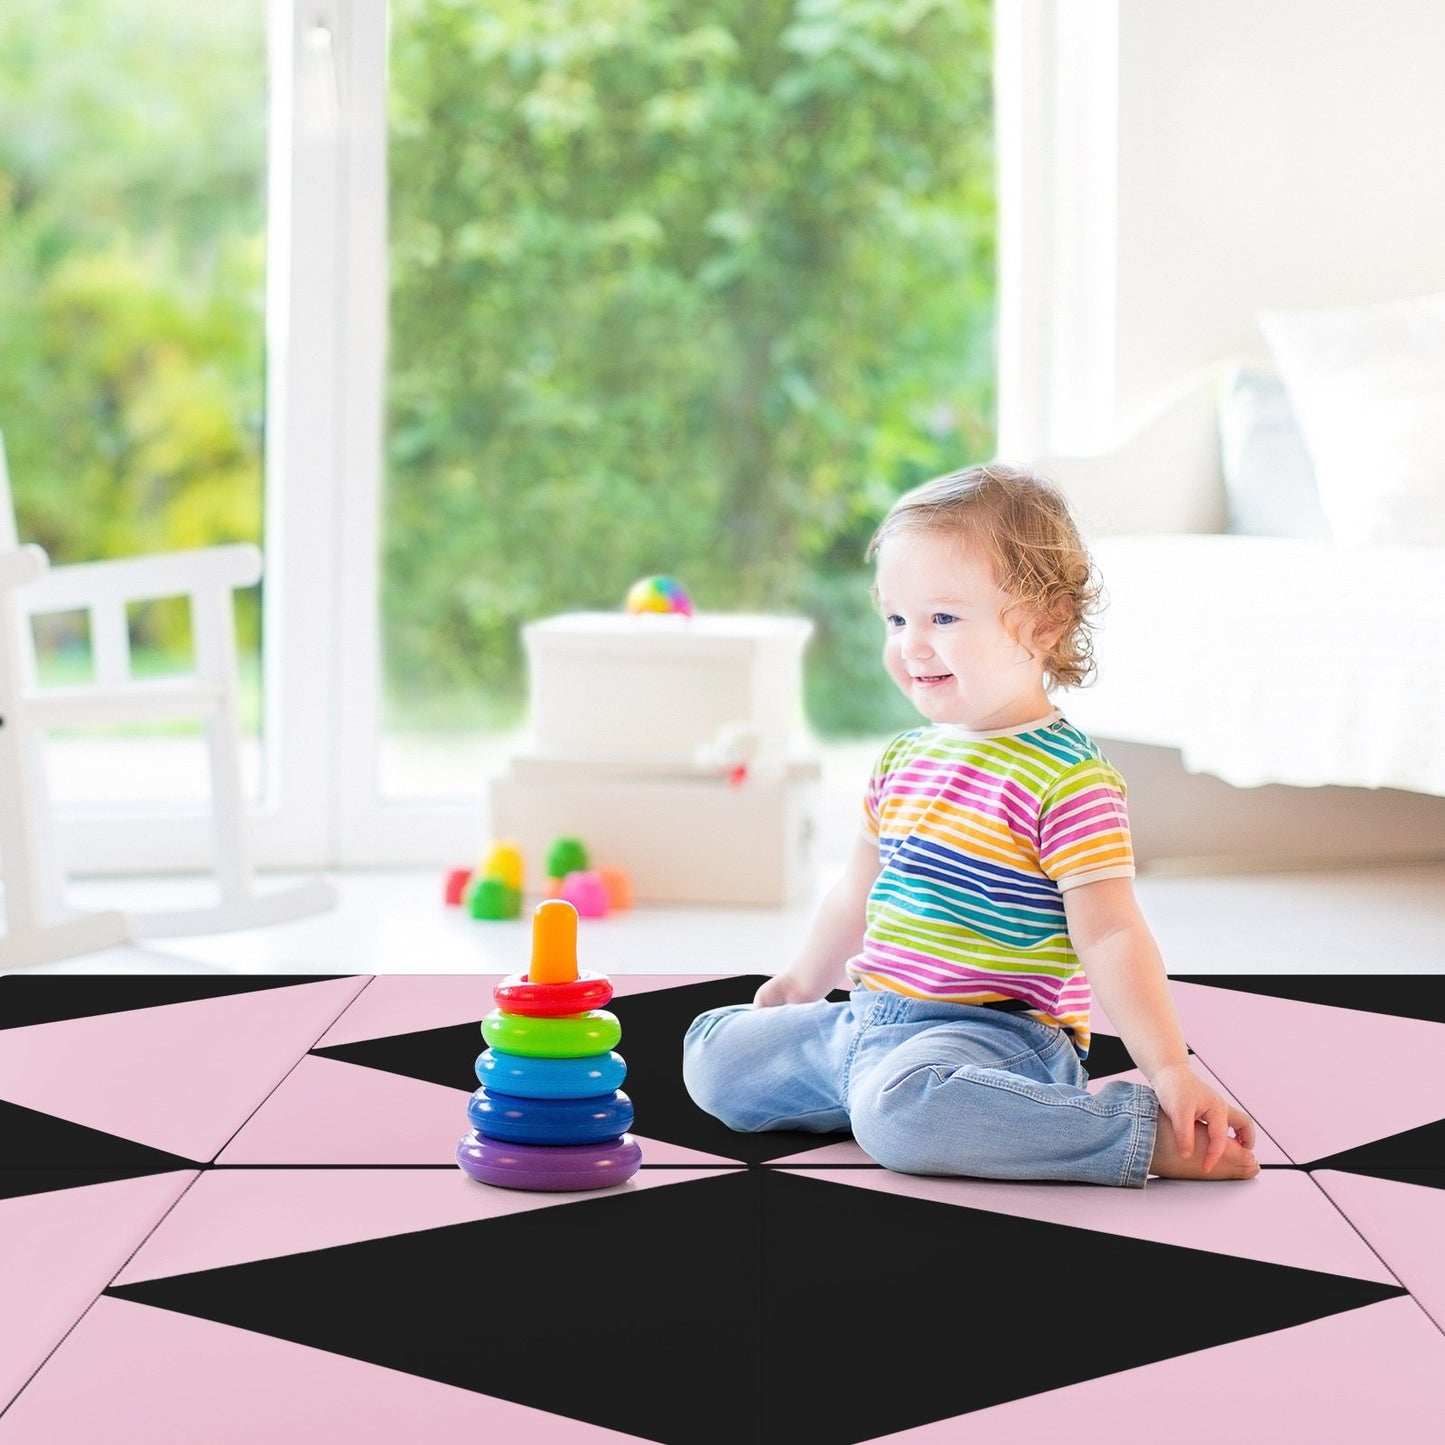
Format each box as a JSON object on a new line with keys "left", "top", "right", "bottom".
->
{"left": 481, "top": 1007, "right": 621, "bottom": 1058}
{"left": 459, "top": 900, "right": 641, "bottom": 1193}
{"left": 456, "top": 1131, "right": 642, "bottom": 1191}
{"left": 493, "top": 970, "right": 613, "bottom": 1017}
{"left": 468, "top": 1086, "right": 634, "bottom": 1145}
{"left": 476, "top": 1047, "right": 627, "bottom": 1099}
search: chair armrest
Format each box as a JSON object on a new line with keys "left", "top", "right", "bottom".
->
{"left": 1033, "top": 364, "right": 1232, "bottom": 538}
{"left": 0, "top": 545, "right": 48, "bottom": 593}
{"left": 18, "top": 543, "right": 263, "bottom": 614}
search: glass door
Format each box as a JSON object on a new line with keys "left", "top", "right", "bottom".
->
{"left": 0, "top": 0, "right": 270, "bottom": 871}
{"left": 367, "top": 0, "right": 997, "bottom": 839}
{"left": 1, "top": 0, "right": 999, "bottom": 876}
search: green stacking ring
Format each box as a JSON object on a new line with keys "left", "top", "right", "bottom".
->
{"left": 481, "top": 1007, "right": 621, "bottom": 1058}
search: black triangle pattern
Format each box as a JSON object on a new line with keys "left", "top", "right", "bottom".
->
{"left": 315, "top": 975, "right": 854, "bottom": 1166}
{"left": 0, "top": 1165, "right": 193, "bottom": 1205}
{"left": 313, "top": 1018, "right": 483, "bottom": 1092}
{"left": 1081, "top": 1030, "right": 1141, "bottom": 1080}
{"left": 1173, "top": 974, "right": 1445, "bottom": 1027}
{"left": 1307, "top": 1116, "right": 1445, "bottom": 1180}
{"left": 0, "top": 1098, "right": 202, "bottom": 1179}
{"left": 1173, "top": 974, "right": 1445, "bottom": 1179}
{"left": 107, "top": 1168, "right": 1406, "bottom": 1445}
{"left": 0, "top": 975, "right": 349, "bottom": 1032}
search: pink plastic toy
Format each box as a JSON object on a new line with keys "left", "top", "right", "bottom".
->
{"left": 558, "top": 869, "right": 610, "bottom": 918}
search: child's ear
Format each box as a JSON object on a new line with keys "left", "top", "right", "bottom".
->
{"left": 1006, "top": 604, "right": 1052, "bottom": 656}
{"left": 1030, "top": 600, "right": 1070, "bottom": 651}
{"left": 1032, "top": 619, "right": 1062, "bottom": 650}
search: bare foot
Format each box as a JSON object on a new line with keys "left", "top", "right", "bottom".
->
{"left": 1150, "top": 1120, "right": 1259, "bottom": 1180}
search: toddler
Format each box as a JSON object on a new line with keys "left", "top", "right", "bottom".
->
{"left": 683, "top": 463, "right": 1258, "bottom": 1186}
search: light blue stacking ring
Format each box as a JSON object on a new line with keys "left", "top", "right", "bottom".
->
{"left": 468, "top": 1085, "right": 634, "bottom": 1145}
{"left": 481, "top": 1007, "right": 621, "bottom": 1058}
{"left": 475, "top": 1048, "right": 627, "bottom": 1099}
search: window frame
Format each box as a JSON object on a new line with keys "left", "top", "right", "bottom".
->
{"left": 56, "top": 0, "right": 1033, "bottom": 876}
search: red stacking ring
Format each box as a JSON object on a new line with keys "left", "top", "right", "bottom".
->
{"left": 492, "top": 970, "right": 614, "bottom": 1017}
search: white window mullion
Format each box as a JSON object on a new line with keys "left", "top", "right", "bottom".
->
{"left": 330, "top": 0, "right": 497, "bottom": 867}
{"left": 251, "top": 0, "right": 351, "bottom": 869}
{"left": 331, "top": 0, "right": 391, "bottom": 867}
{"left": 995, "top": 0, "right": 1119, "bottom": 459}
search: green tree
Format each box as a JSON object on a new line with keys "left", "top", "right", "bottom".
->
{"left": 384, "top": 0, "right": 995, "bottom": 733}
{"left": 0, "top": 0, "right": 265, "bottom": 653}
{"left": 0, "top": 0, "right": 995, "bottom": 734}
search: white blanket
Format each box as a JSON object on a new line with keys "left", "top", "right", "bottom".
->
{"left": 1056, "top": 534, "right": 1445, "bottom": 796}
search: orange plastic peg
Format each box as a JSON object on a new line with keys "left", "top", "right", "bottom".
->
{"left": 528, "top": 899, "right": 579, "bottom": 984}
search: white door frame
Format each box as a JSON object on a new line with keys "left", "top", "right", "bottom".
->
{"left": 58, "top": 0, "right": 1039, "bottom": 876}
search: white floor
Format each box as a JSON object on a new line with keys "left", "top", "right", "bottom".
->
{"left": 6, "top": 858, "right": 1444, "bottom": 977}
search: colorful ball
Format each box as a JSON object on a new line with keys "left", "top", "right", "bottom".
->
{"left": 624, "top": 575, "right": 693, "bottom": 617}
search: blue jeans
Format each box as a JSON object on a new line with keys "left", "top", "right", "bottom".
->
{"left": 683, "top": 988, "right": 1158, "bottom": 1187}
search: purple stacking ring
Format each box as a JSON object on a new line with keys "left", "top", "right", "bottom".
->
{"left": 456, "top": 1131, "right": 642, "bottom": 1192}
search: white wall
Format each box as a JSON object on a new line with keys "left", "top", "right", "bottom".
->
{"left": 994, "top": 2, "right": 1445, "bottom": 864}
{"left": 1113, "top": 0, "right": 1445, "bottom": 419}
{"left": 998, "top": 0, "right": 1445, "bottom": 450}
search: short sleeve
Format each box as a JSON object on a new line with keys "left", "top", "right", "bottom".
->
{"left": 861, "top": 752, "right": 887, "bottom": 840}
{"left": 861, "top": 732, "right": 913, "bottom": 842}
{"left": 1038, "top": 758, "right": 1135, "bottom": 890}
{"left": 862, "top": 785, "right": 881, "bottom": 840}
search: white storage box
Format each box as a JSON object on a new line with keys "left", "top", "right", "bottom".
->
{"left": 489, "top": 759, "right": 821, "bottom": 906}
{"left": 522, "top": 612, "right": 814, "bottom": 768}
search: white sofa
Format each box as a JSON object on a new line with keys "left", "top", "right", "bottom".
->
{"left": 1034, "top": 315, "right": 1445, "bottom": 869}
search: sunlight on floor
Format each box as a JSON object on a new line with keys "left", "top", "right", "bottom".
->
{"left": 10, "top": 859, "right": 1444, "bottom": 978}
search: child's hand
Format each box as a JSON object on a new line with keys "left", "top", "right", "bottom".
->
{"left": 754, "top": 972, "right": 826, "bottom": 1008}
{"left": 1150, "top": 1062, "right": 1257, "bottom": 1173}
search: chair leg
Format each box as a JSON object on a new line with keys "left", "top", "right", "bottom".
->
{"left": 24, "top": 727, "right": 69, "bottom": 921}
{"left": 0, "top": 909, "right": 132, "bottom": 970}
{"left": 1, "top": 540, "right": 333, "bottom": 959}
{"left": 204, "top": 704, "right": 253, "bottom": 904}
{"left": 0, "top": 716, "right": 132, "bottom": 967}
{"left": 0, "top": 714, "right": 47, "bottom": 937}
{"left": 191, "top": 580, "right": 252, "bottom": 903}
{"left": 119, "top": 700, "right": 338, "bottom": 939}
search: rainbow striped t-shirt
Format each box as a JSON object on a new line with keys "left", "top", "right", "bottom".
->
{"left": 846, "top": 711, "right": 1134, "bottom": 1059}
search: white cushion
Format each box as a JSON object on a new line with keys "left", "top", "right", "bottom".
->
{"left": 1218, "top": 366, "right": 1330, "bottom": 539}
{"left": 1259, "top": 292, "right": 1445, "bottom": 545}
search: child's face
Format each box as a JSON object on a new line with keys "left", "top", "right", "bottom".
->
{"left": 873, "top": 527, "right": 1051, "bottom": 731}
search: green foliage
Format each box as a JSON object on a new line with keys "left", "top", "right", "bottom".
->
{"left": 0, "top": 0, "right": 265, "bottom": 653}
{"left": 0, "top": 0, "right": 994, "bottom": 737}
{"left": 797, "top": 566, "right": 925, "bottom": 736}
{"left": 384, "top": 0, "right": 995, "bottom": 734}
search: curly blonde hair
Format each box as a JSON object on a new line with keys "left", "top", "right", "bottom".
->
{"left": 866, "top": 463, "right": 1101, "bottom": 690}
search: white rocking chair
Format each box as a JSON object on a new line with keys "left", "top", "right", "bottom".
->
{"left": 0, "top": 430, "right": 335, "bottom": 969}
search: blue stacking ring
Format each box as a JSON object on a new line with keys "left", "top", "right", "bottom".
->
{"left": 475, "top": 1047, "right": 627, "bottom": 1099}
{"left": 468, "top": 1085, "right": 634, "bottom": 1145}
